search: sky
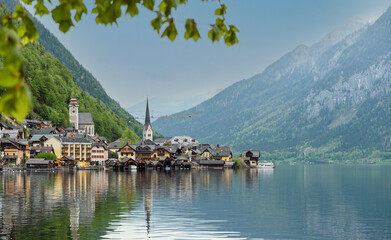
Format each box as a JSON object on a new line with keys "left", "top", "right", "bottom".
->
{"left": 27, "top": 0, "right": 391, "bottom": 111}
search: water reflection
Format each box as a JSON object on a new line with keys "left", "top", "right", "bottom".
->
{"left": 0, "top": 166, "right": 389, "bottom": 239}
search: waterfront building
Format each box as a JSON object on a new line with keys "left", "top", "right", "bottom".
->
{"left": 60, "top": 137, "right": 92, "bottom": 167}
{"left": 143, "top": 99, "right": 153, "bottom": 142}
{"left": 69, "top": 97, "right": 95, "bottom": 136}
{"left": 30, "top": 146, "right": 55, "bottom": 158}
{"left": 0, "top": 139, "right": 30, "bottom": 165}
{"left": 91, "top": 143, "right": 109, "bottom": 165}
{"left": 44, "top": 137, "right": 62, "bottom": 159}
{"left": 152, "top": 147, "right": 171, "bottom": 160}
{"left": 118, "top": 144, "right": 136, "bottom": 160}
{"left": 170, "top": 136, "right": 199, "bottom": 147}
{"left": 108, "top": 139, "right": 125, "bottom": 154}
{"left": 241, "top": 150, "right": 260, "bottom": 167}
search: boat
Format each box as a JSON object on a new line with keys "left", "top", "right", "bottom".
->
{"left": 257, "top": 162, "right": 275, "bottom": 169}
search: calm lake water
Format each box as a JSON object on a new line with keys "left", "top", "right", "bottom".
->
{"left": 0, "top": 166, "right": 390, "bottom": 239}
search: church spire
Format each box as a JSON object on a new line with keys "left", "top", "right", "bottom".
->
{"left": 143, "top": 98, "right": 153, "bottom": 141}
{"left": 144, "top": 98, "right": 151, "bottom": 128}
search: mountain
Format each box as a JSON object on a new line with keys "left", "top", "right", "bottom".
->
{"left": 0, "top": 0, "right": 144, "bottom": 137}
{"left": 154, "top": 8, "right": 391, "bottom": 155}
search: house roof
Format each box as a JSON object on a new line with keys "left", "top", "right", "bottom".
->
{"left": 78, "top": 112, "right": 94, "bottom": 125}
{"left": 199, "top": 160, "right": 225, "bottom": 165}
{"left": 154, "top": 138, "right": 171, "bottom": 144}
{"left": 61, "top": 156, "right": 75, "bottom": 161}
{"left": 210, "top": 146, "right": 232, "bottom": 157}
{"left": 60, "top": 137, "right": 92, "bottom": 144}
{"left": 30, "top": 146, "right": 54, "bottom": 153}
{"left": 241, "top": 150, "right": 260, "bottom": 158}
{"left": 108, "top": 139, "right": 125, "bottom": 149}
{"left": 31, "top": 127, "right": 57, "bottom": 135}
{"left": 0, "top": 129, "right": 20, "bottom": 139}
{"left": 26, "top": 159, "right": 53, "bottom": 165}
{"left": 30, "top": 134, "right": 62, "bottom": 142}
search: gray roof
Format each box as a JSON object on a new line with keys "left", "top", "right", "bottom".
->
{"left": 108, "top": 139, "right": 125, "bottom": 149}
{"left": 0, "top": 129, "right": 19, "bottom": 139}
{"left": 26, "top": 159, "right": 53, "bottom": 165}
{"left": 79, "top": 113, "right": 94, "bottom": 125}
{"left": 199, "top": 160, "right": 225, "bottom": 165}
{"left": 30, "top": 134, "right": 62, "bottom": 142}
{"left": 242, "top": 150, "right": 260, "bottom": 158}
{"left": 31, "top": 127, "right": 57, "bottom": 135}
{"left": 60, "top": 137, "right": 92, "bottom": 144}
{"left": 66, "top": 132, "right": 85, "bottom": 138}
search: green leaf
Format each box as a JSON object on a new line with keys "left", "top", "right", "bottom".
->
{"left": 0, "top": 85, "right": 31, "bottom": 122}
{"left": 224, "top": 26, "right": 239, "bottom": 46}
{"left": 126, "top": 0, "right": 141, "bottom": 17}
{"left": 184, "top": 19, "right": 200, "bottom": 42}
{"left": 208, "top": 25, "right": 221, "bottom": 42}
{"left": 151, "top": 11, "right": 163, "bottom": 33}
{"left": 159, "top": 0, "right": 176, "bottom": 16}
{"left": 0, "top": 69, "right": 20, "bottom": 88}
{"left": 34, "top": 0, "right": 50, "bottom": 16}
{"left": 52, "top": 4, "right": 74, "bottom": 33}
{"left": 143, "top": 0, "right": 155, "bottom": 11}
{"left": 215, "top": 4, "right": 226, "bottom": 16}
{"left": 161, "top": 20, "right": 177, "bottom": 41}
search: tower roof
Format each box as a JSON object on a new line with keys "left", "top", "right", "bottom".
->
{"left": 69, "top": 97, "right": 79, "bottom": 107}
{"left": 144, "top": 98, "right": 152, "bottom": 130}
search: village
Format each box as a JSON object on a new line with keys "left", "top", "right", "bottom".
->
{"left": 0, "top": 97, "right": 261, "bottom": 171}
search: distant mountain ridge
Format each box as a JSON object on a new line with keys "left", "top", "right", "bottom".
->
{"left": 154, "top": 8, "right": 391, "bottom": 153}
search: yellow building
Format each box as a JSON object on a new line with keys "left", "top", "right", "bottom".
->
{"left": 44, "top": 137, "right": 62, "bottom": 159}
{"left": 202, "top": 146, "right": 232, "bottom": 161}
{"left": 60, "top": 137, "right": 92, "bottom": 167}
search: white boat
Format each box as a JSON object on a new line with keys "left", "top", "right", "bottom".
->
{"left": 257, "top": 162, "right": 275, "bottom": 169}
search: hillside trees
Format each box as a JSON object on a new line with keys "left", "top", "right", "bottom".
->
{"left": 0, "top": 0, "right": 239, "bottom": 121}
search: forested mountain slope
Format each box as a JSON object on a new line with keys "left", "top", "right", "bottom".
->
{"left": 155, "top": 8, "right": 391, "bottom": 155}
{"left": 0, "top": 0, "right": 144, "bottom": 136}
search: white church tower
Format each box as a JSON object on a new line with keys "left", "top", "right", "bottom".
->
{"left": 143, "top": 98, "right": 153, "bottom": 141}
{"left": 69, "top": 97, "right": 79, "bottom": 130}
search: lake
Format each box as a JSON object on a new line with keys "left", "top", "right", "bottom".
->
{"left": 0, "top": 165, "right": 390, "bottom": 239}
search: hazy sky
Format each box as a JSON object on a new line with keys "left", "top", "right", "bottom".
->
{"left": 28, "top": 0, "right": 391, "bottom": 108}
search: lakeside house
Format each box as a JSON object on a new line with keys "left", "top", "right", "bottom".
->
{"left": 0, "top": 139, "right": 30, "bottom": 165}
{"left": 242, "top": 150, "right": 260, "bottom": 167}
{"left": 25, "top": 158, "right": 54, "bottom": 169}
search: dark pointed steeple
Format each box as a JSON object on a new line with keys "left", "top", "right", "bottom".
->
{"left": 144, "top": 98, "right": 151, "bottom": 129}
{"left": 143, "top": 98, "right": 153, "bottom": 141}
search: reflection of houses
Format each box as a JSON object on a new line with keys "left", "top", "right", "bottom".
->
{"left": 242, "top": 150, "right": 260, "bottom": 167}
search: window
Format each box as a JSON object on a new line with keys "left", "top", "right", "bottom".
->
{"left": 148, "top": 134, "right": 151, "bottom": 137}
